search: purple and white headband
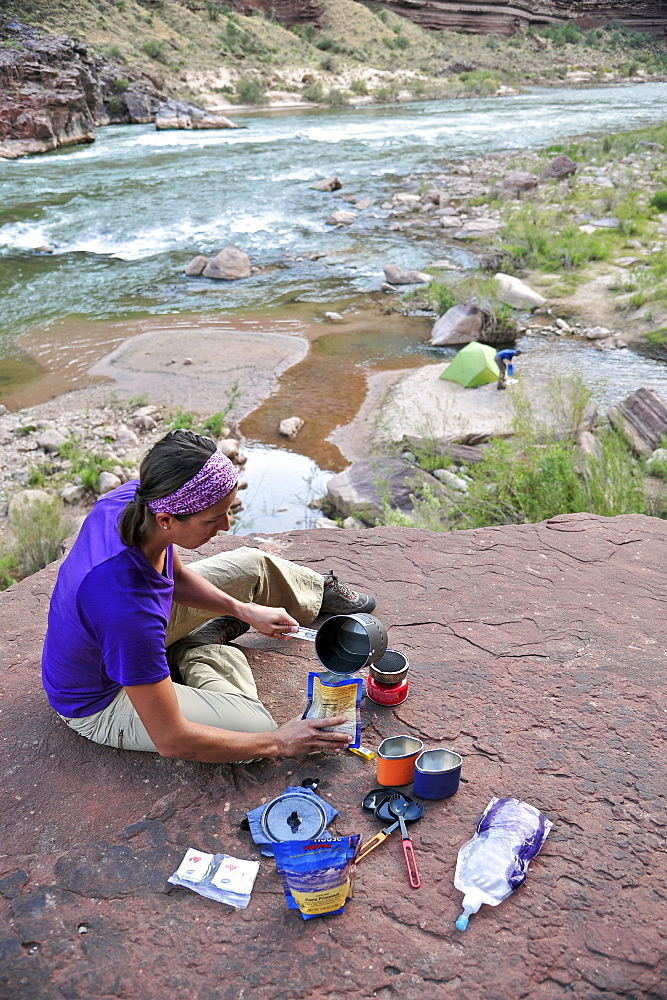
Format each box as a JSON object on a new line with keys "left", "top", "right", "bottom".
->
{"left": 146, "top": 451, "right": 239, "bottom": 515}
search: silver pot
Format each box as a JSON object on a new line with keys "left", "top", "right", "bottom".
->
{"left": 369, "top": 649, "right": 409, "bottom": 685}
{"left": 314, "top": 613, "right": 388, "bottom": 675}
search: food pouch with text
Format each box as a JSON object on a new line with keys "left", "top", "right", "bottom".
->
{"left": 303, "top": 672, "right": 362, "bottom": 749}
{"left": 273, "top": 835, "right": 360, "bottom": 920}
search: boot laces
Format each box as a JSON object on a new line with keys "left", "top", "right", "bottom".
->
{"left": 326, "top": 570, "right": 356, "bottom": 600}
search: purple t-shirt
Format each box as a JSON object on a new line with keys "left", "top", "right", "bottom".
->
{"left": 42, "top": 480, "right": 173, "bottom": 718}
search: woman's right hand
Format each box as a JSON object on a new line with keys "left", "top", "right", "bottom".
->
{"left": 273, "top": 716, "right": 353, "bottom": 757}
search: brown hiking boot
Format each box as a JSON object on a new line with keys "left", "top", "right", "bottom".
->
{"left": 320, "top": 570, "right": 376, "bottom": 615}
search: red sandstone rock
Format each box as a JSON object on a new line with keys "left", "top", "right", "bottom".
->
{"left": 358, "top": 1, "right": 667, "bottom": 37}
{"left": 0, "top": 35, "right": 100, "bottom": 158}
{"left": 1, "top": 513, "right": 666, "bottom": 998}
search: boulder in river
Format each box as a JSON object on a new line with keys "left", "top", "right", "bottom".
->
{"left": 429, "top": 303, "right": 489, "bottom": 346}
{"left": 278, "top": 417, "right": 304, "bottom": 440}
{"left": 203, "top": 246, "right": 251, "bottom": 280}
{"left": 184, "top": 255, "right": 209, "bottom": 277}
{"left": 494, "top": 273, "right": 546, "bottom": 310}
{"left": 155, "top": 100, "right": 237, "bottom": 130}
{"left": 312, "top": 176, "right": 342, "bottom": 191}
{"left": 326, "top": 459, "right": 444, "bottom": 525}
{"left": 326, "top": 210, "right": 357, "bottom": 226}
{"left": 540, "top": 154, "right": 577, "bottom": 181}
{"left": 383, "top": 265, "right": 431, "bottom": 285}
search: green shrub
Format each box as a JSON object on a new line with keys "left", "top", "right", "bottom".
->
{"left": 650, "top": 190, "right": 667, "bottom": 212}
{"left": 236, "top": 78, "right": 265, "bottom": 104}
{"left": 319, "top": 54, "right": 337, "bottom": 73}
{"left": 316, "top": 35, "right": 335, "bottom": 51}
{"left": 168, "top": 406, "right": 197, "bottom": 430}
{"left": 302, "top": 81, "right": 324, "bottom": 102}
{"left": 499, "top": 206, "right": 611, "bottom": 271}
{"left": 202, "top": 411, "right": 228, "bottom": 438}
{"left": 59, "top": 437, "right": 107, "bottom": 492}
{"left": 9, "top": 498, "right": 73, "bottom": 580}
{"left": 380, "top": 377, "right": 647, "bottom": 531}
{"left": 394, "top": 34, "right": 409, "bottom": 50}
{"left": 205, "top": 0, "right": 219, "bottom": 20}
{"left": 646, "top": 327, "right": 667, "bottom": 345}
{"left": 0, "top": 553, "right": 19, "bottom": 591}
{"left": 326, "top": 88, "right": 347, "bottom": 107}
{"left": 114, "top": 76, "right": 130, "bottom": 90}
{"left": 141, "top": 39, "right": 167, "bottom": 63}
{"left": 350, "top": 78, "right": 368, "bottom": 96}
{"left": 426, "top": 281, "right": 457, "bottom": 314}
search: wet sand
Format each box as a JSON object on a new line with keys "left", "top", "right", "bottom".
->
{"left": 11, "top": 302, "right": 433, "bottom": 472}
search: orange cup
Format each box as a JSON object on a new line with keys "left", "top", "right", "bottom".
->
{"left": 376, "top": 735, "right": 424, "bottom": 786}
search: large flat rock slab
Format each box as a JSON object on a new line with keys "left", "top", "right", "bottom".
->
{"left": 1, "top": 514, "right": 666, "bottom": 1000}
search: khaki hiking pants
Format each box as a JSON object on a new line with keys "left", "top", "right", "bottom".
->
{"left": 61, "top": 547, "right": 323, "bottom": 753}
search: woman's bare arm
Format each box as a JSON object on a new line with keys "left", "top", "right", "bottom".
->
{"left": 125, "top": 679, "right": 351, "bottom": 762}
{"left": 171, "top": 551, "right": 299, "bottom": 639}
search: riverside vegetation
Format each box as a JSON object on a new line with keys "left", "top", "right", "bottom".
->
{"left": 5, "top": 0, "right": 667, "bottom": 111}
{"left": 392, "top": 120, "right": 667, "bottom": 347}
{"left": 0, "top": 390, "right": 243, "bottom": 590}
{"left": 379, "top": 375, "right": 664, "bottom": 534}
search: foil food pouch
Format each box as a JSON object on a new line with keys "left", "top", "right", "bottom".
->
{"left": 303, "top": 672, "right": 362, "bottom": 749}
{"left": 273, "top": 836, "right": 360, "bottom": 920}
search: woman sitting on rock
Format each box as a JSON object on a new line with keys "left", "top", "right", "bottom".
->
{"left": 41, "top": 429, "right": 376, "bottom": 762}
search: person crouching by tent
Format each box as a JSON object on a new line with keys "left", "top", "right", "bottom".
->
{"left": 494, "top": 348, "right": 522, "bottom": 390}
{"left": 41, "top": 428, "right": 377, "bottom": 763}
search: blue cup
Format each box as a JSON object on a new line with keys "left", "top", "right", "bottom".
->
{"left": 413, "top": 748, "right": 462, "bottom": 800}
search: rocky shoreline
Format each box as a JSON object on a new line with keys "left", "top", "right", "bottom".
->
{"left": 3, "top": 13, "right": 667, "bottom": 159}
{"left": 4, "top": 88, "right": 667, "bottom": 572}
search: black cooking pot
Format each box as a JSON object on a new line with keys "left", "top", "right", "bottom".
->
{"left": 314, "top": 613, "right": 388, "bottom": 675}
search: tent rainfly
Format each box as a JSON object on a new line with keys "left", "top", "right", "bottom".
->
{"left": 440, "top": 341, "right": 500, "bottom": 388}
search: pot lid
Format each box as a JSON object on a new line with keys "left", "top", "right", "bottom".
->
{"left": 260, "top": 792, "right": 328, "bottom": 842}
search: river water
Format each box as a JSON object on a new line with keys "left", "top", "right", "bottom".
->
{"left": 2, "top": 82, "right": 667, "bottom": 532}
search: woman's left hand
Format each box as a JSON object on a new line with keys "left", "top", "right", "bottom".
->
{"left": 241, "top": 604, "right": 299, "bottom": 639}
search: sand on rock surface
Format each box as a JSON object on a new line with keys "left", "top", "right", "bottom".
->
{"left": 90, "top": 319, "right": 308, "bottom": 418}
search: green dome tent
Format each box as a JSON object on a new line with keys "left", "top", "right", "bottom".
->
{"left": 439, "top": 341, "right": 500, "bottom": 388}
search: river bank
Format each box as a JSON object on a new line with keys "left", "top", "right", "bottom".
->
{"left": 4, "top": 94, "right": 667, "bottom": 580}
{"left": 3, "top": 5, "right": 667, "bottom": 159}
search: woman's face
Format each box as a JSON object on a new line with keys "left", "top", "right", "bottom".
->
{"left": 157, "top": 487, "right": 238, "bottom": 548}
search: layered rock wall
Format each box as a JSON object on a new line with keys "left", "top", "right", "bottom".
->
{"left": 0, "top": 34, "right": 101, "bottom": 159}
{"left": 360, "top": 0, "right": 667, "bottom": 36}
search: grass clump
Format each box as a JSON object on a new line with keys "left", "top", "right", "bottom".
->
{"left": 381, "top": 375, "right": 647, "bottom": 532}
{"left": 649, "top": 190, "right": 667, "bottom": 212}
{"left": 141, "top": 39, "right": 168, "bottom": 63}
{"left": 498, "top": 205, "right": 612, "bottom": 272}
{"left": 236, "top": 77, "right": 265, "bottom": 104}
{"left": 59, "top": 437, "right": 108, "bottom": 492}
{"left": 302, "top": 81, "right": 323, "bottom": 102}
{"left": 2, "top": 497, "right": 74, "bottom": 587}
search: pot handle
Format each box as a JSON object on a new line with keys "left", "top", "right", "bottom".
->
{"left": 401, "top": 836, "right": 421, "bottom": 889}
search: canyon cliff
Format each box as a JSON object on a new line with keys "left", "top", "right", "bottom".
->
{"left": 358, "top": 0, "right": 667, "bottom": 36}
